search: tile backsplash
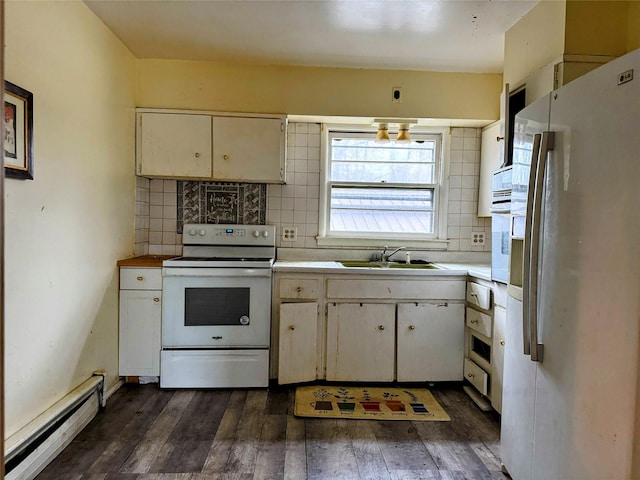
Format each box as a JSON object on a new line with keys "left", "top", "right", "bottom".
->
{"left": 135, "top": 123, "right": 491, "bottom": 257}
{"left": 177, "top": 182, "right": 267, "bottom": 234}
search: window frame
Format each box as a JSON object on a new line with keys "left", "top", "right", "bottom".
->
{"left": 318, "top": 124, "right": 450, "bottom": 249}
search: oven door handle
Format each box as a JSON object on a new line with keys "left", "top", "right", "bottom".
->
{"left": 162, "top": 268, "right": 272, "bottom": 278}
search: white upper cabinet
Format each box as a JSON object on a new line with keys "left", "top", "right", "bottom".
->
{"left": 478, "top": 121, "right": 502, "bottom": 217}
{"left": 212, "top": 116, "right": 285, "bottom": 183}
{"left": 137, "top": 110, "right": 287, "bottom": 183}
{"left": 138, "top": 113, "right": 213, "bottom": 178}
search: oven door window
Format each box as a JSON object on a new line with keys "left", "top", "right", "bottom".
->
{"left": 185, "top": 287, "right": 250, "bottom": 326}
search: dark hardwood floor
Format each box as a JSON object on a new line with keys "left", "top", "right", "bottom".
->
{"left": 36, "top": 383, "right": 505, "bottom": 480}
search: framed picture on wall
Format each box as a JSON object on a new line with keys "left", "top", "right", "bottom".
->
{"left": 4, "top": 80, "right": 34, "bottom": 180}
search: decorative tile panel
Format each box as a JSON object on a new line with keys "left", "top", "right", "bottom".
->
{"left": 177, "top": 181, "right": 267, "bottom": 233}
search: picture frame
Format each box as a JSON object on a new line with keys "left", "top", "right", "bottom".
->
{"left": 4, "top": 80, "right": 34, "bottom": 180}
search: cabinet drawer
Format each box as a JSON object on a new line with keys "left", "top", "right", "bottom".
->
{"left": 466, "top": 307, "right": 492, "bottom": 338}
{"left": 279, "top": 278, "right": 320, "bottom": 299}
{"left": 464, "top": 358, "right": 489, "bottom": 396}
{"left": 466, "top": 281, "right": 491, "bottom": 310}
{"left": 120, "top": 267, "right": 162, "bottom": 290}
{"left": 326, "top": 279, "right": 465, "bottom": 300}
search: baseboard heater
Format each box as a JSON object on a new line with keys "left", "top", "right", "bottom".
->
{"left": 4, "top": 372, "right": 107, "bottom": 480}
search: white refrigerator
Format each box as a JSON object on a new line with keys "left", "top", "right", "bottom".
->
{"left": 500, "top": 48, "right": 640, "bottom": 480}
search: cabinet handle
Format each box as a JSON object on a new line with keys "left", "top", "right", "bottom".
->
{"left": 212, "top": 336, "right": 223, "bottom": 340}
{"left": 378, "top": 325, "right": 385, "bottom": 331}
{"left": 409, "top": 325, "right": 415, "bottom": 330}
{"left": 153, "top": 297, "right": 160, "bottom": 302}
{"left": 223, "top": 154, "right": 229, "bottom": 160}
{"left": 136, "top": 276, "right": 143, "bottom": 281}
{"left": 289, "top": 325, "right": 295, "bottom": 331}
{"left": 470, "top": 319, "right": 479, "bottom": 324}
{"left": 194, "top": 152, "right": 200, "bottom": 158}
{"left": 470, "top": 291, "right": 478, "bottom": 297}
{"left": 500, "top": 339, "right": 506, "bottom": 346}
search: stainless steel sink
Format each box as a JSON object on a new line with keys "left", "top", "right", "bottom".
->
{"left": 339, "top": 260, "right": 438, "bottom": 269}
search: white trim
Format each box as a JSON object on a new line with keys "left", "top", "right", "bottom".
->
{"left": 319, "top": 124, "right": 450, "bottom": 247}
{"left": 315, "top": 235, "right": 449, "bottom": 250}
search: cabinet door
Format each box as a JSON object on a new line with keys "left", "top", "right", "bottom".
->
{"left": 478, "top": 121, "right": 502, "bottom": 217}
{"left": 138, "top": 113, "right": 212, "bottom": 178}
{"left": 212, "top": 116, "right": 285, "bottom": 183}
{"left": 326, "top": 303, "right": 395, "bottom": 382}
{"left": 119, "top": 290, "right": 161, "bottom": 376}
{"left": 397, "top": 302, "right": 465, "bottom": 382}
{"left": 491, "top": 305, "right": 506, "bottom": 413}
{"left": 278, "top": 303, "right": 318, "bottom": 384}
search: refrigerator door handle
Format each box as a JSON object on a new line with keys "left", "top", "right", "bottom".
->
{"left": 529, "top": 131, "right": 555, "bottom": 363}
{"left": 522, "top": 133, "right": 542, "bottom": 356}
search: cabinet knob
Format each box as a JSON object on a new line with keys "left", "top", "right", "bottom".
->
{"left": 378, "top": 325, "right": 385, "bottom": 331}
{"left": 497, "top": 136, "right": 504, "bottom": 142}
{"left": 467, "top": 372, "right": 474, "bottom": 378}
{"left": 136, "top": 276, "right": 143, "bottom": 281}
{"left": 223, "top": 154, "right": 229, "bottom": 160}
{"left": 470, "top": 319, "right": 479, "bottom": 324}
{"left": 296, "top": 286, "right": 302, "bottom": 293}
{"left": 194, "top": 152, "right": 200, "bottom": 158}
{"left": 500, "top": 339, "right": 506, "bottom": 346}
{"left": 153, "top": 297, "right": 160, "bottom": 302}
{"left": 289, "top": 325, "right": 296, "bottom": 331}
{"left": 409, "top": 325, "right": 415, "bottom": 330}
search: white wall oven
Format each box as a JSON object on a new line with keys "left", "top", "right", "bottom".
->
{"left": 491, "top": 166, "right": 512, "bottom": 284}
{"left": 161, "top": 224, "right": 275, "bottom": 388}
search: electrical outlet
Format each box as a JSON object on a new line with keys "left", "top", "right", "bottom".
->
{"left": 471, "top": 232, "right": 485, "bottom": 246}
{"left": 282, "top": 226, "right": 297, "bottom": 242}
{"left": 392, "top": 86, "right": 402, "bottom": 103}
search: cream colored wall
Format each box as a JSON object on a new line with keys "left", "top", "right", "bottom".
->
{"left": 4, "top": 1, "right": 136, "bottom": 437}
{"left": 505, "top": 1, "right": 640, "bottom": 88}
{"left": 137, "top": 60, "right": 502, "bottom": 121}
{"left": 564, "top": 1, "right": 629, "bottom": 56}
{"left": 503, "top": 0, "right": 566, "bottom": 87}
{"left": 628, "top": 1, "right": 640, "bottom": 51}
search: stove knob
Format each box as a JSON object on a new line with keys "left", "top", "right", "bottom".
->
{"left": 262, "top": 230, "right": 269, "bottom": 238}
{"left": 188, "top": 228, "right": 197, "bottom": 236}
{"left": 199, "top": 229, "right": 206, "bottom": 236}
{"left": 253, "top": 230, "right": 261, "bottom": 238}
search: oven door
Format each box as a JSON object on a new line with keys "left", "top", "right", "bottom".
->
{"left": 162, "top": 267, "right": 271, "bottom": 348}
{"left": 491, "top": 213, "right": 510, "bottom": 284}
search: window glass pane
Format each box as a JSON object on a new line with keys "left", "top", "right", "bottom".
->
{"left": 330, "top": 186, "right": 434, "bottom": 234}
{"left": 331, "top": 138, "right": 436, "bottom": 184}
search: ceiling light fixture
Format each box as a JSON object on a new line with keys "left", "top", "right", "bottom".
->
{"left": 396, "top": 123, "right": 411, "bottom": 143}
{"left": 373, "top": 118, "right": 417, "bottom": 144}
{"left": 375, "top": 123, "right": 390, "bottom": 143}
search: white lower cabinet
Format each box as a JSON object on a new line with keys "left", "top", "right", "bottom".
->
{"left": 326, "top": 303, "right": 396, "bottom": 382}
{"left": 491, "top": 305, "right": 507, "bottom": 413}
{"left": 119, "top": 273, "right": 162, "bottom": 376}
{"left": 274, "top": 271, "right": 466, "bottom": 385}
{"left": 278, "top": 302, "right": 318, "bottom": 384}
{"left": 397, "top": 302, "right": 465, "bottom": 382}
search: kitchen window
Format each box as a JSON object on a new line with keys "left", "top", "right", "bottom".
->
{"left": 318, "top": 126, "right": 449, "bottom": 248}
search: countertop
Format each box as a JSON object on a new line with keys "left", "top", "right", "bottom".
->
{"left": 117, "top": 255, "right": 176, "bottom": 268}
{"left": 273, "top": 261, "right": 491, "bottom": 280}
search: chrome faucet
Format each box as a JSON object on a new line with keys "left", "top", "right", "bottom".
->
{"left": 382, "top": 245, "right": 405, "bottom": 262}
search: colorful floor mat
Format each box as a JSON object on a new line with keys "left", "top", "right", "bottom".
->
{"left": 294, "top": 385, "right": 450, "bottom": 421}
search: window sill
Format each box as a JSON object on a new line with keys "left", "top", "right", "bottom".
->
{"left": 315, "top": 235, "right": 449, "bottom": 250}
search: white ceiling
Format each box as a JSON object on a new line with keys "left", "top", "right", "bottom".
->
{"left": 84, "top": 0, "right": 539, "bottom": 73}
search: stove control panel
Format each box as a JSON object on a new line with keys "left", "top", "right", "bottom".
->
{"left": 183, "top": 224, "right": 276, "bottom": 247}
